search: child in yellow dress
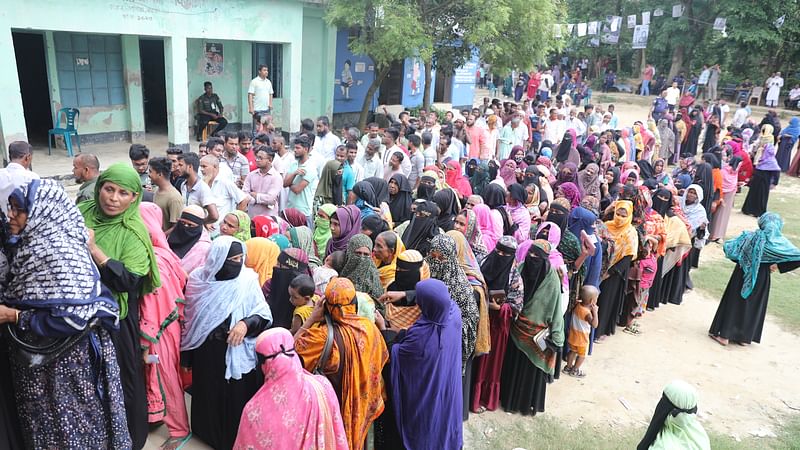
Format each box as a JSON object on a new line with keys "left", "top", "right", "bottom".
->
{"left": 289, "top": 274, "right": 318, "bottom": 334}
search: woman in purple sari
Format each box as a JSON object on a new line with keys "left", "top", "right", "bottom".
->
{"left": 391, "top": 278, "right": 463, "bottom": 449}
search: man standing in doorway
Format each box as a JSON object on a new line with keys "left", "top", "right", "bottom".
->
{"left": 72, "top": 153, "right": 100, "bottom": 204}
{"left": 248, "top": 64, "right": 274, "bottom": 129}
{"left": 195, "top": 81, "right": 227, "bottom": 141}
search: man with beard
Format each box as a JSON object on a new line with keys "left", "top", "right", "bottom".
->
{"left": 220, "top": 132, "right": 250, "bottom": 188}
{"left": 237, "top": 130, "right": 257, "bottom": 171}
{"left": 200, "top": 155, "right": 248, "bottom": 236}
{"left": 312, "top": 115, "right": 341, "bottom": 160}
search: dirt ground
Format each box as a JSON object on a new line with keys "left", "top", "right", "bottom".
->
{"left": 146, "top": 93, "right": 800, "bottom": 449}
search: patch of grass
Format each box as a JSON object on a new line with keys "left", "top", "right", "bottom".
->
{"left": 463, "top": 414, "right": 792, "bottom": 449}
{"left": 693, "top": 176, "right": 800, "bottom": 333}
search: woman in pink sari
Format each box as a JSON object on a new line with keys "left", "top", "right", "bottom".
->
{"left": 473, "top": 203, "right": 501, "bottom": 252}
{"left": 234, "top": 328, "right": 348, "bottom": 450}
{"left": 139, "top": 203, "right": 191, "bottom": 449}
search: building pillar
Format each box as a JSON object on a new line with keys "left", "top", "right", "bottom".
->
{"left": 164, "top": 36, "right": 190, "bottom": 150}
{"left": 239, "top": 42, "right": 252, "bottom": 131}
{"left": 121, "top": 35, "right": 146, "bottom": 143}
{"left": 285, "top": 42, "right": 302, "bottom": 132}
{"left": 0, "top": 28, "right": 28, "bottom": 163}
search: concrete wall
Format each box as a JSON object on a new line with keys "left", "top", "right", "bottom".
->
{"left": 0, "top": 0, "right": 335, "bottom": 157}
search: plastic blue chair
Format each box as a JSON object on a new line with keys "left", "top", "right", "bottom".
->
{"left": 48, "top": 108, "right": 81, "bottom": 157}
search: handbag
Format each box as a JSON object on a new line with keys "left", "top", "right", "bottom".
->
{"left": 313, "top": 313, "right": 335, "bottom": 375}
{"left": 5, "top": 321, "right": 96, "bottom": 369}
{"left": 533, "top": 326, "right": 550, "bottom": 352}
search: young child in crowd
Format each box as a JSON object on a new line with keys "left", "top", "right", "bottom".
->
{"left": 565, "top": 285, "right": 599, "bottom": 378}
{"left": 289, "top": 274, "right": 319, "bottom": 335}
{"left": 313, "top": 250, "right": 345, "bottom": 295}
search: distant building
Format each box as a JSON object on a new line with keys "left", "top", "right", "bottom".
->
{"left": 0, "top": 0, "right": 335, "bottom": 159}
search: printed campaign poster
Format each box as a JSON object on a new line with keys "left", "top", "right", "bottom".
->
{"left": 627, "top": 15, "right": 636, "bottom": 28}
{"left": 204, "top": 42, "right": 223, "bottom": 75}
{"left": 632, "top": 24, "right": 649, "bottom": 49}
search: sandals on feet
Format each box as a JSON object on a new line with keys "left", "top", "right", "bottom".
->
{"left": 623, "top": 322, "right": 641, "bottom": 335}
{"left": 709, "top": 334, "right": 728, "bottom": 346}
{"left": 161, "top": 434, "right": 192, "bottom": 450}
{"left": 564, "top": 366, "right": 574, "bottom": 375}
{"left": 570, "top": 368, "right": 586, "bottom": 378}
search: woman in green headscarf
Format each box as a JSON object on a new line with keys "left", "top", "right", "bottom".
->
{"left": 288, "top": 225, "right": 322, "bottom": 269}
{"left": 79, "top": 162, "right": 160, "bottom": 450}
{"left": 637, "top": 380, "right": 710, "bottom": 450}
{"left": 219, "top": 210, "right": 251, "bottom": 242}
{"left": 313, "top": 203, "right": 337, "bottom": 259}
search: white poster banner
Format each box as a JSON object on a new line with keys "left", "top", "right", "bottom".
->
{"left": 632, "top": 24, "right": 649, "bottom": 49}
{"left": 554, "top": 24, "right": 562, "bottom": 38}
{"left": 713, "top": 17, "right": 727, "bottom": 31}
{"left": 654, "top": 8, "right": 664, "bottom": 17}
{"left": 611, "top": 16, "right": 622, "bottom": 32}
{"left": 568, "top": 23, "right": 575, "bottom": 34}
{"left": 642, "top": 11, "right": 651, "bottom": 25}
{"left": 588, "top": 21, "right": 599, "bottom": 35}
{"left": 577, "top": 22, "right": 587, "bottom": 37}
{"left": 627, "top": 15, "right": 637, "bottom": 28}
{"left": 672, "top": 4, "right": 684, "bottom": 18}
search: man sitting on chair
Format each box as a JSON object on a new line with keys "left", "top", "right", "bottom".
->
{"left": 195, "top": 81, "right": 227, "bottom": 141}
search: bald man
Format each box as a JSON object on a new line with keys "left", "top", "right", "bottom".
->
{"left": 72, "top": 153, "right": 100, "bottom": 203}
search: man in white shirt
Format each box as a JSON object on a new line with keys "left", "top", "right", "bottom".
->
{"left": 421, "top": 113, "right": 441, "bottom": 150}
{"left": 607, "top": 104, "right": 620, "bottom": 129}
{"left": 357, "top": 138, "right": 384, "bottom": 180}
{"left": 718, "top": 99, "right": 730, "bottom": 126}
{"left": 565, "top": 107, "right": 587, "bottom": 140}
{"left": 312, "top": 115, "right": 341, "bottom": 161}
{"left": 205, "top": 136, "right": 236, "bottom": 184}
{"left": 359, "top": 122, "right": 384, "bottom": 157}
{"left": 345, "top": 141, "right": 365, "bottom": 183}
{"left": 539, "top": 70, "right": 554, "bottom": 101}
{"left": 0, "top": 141, "right": 39, "bottom": 215}
{"left": 382, "top": 128, "right": 411, "bottom": 176}
{"left": 179, "top": 152, "right": 218, "bottom": 225}
{"left": 786, "top": 85, "right": 800, "bottom": 109}
{"left": 421, "top": 132, "right": 437, "bottom": 166}
{"left": 542, "top": 108, "right": 566, "bottom": 145}
{"left": 665, "top": 81, "right": 681, "bottom": 112}
{"left": 200, "top": 155, "right": 248, "bottom": 237}
{"left": 697, "top": 65, "right": 710, "bottom": 99}
{"left": 731, "top": 101, "right": 750, "bottom": 128}
{"left": 248, "top": 65, "right": 273, "bottom": 123}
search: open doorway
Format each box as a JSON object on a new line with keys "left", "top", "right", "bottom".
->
{"left": 139, "top": 39, "right": 167, "bottom": 133}
{"left": 434, "top": 69, "right": 452, "bottom": 103}
{"left": 12, "top": 32, "right": 53, "bottom": 145}
{"left": 378, "top": 60, "right": 404, "bottom": 105}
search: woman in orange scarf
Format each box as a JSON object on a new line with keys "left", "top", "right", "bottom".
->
{"left": 294, "top": 277, "right": 388, "bottom": 450}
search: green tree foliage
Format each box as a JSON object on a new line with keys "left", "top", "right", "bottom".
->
{"left": 563, "top": 0, "right": 800, "bottom": 85}
{"left": 326, "top": 0, "right": 431, "bottom": 128}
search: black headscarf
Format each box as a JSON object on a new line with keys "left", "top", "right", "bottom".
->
{"left": 352, "top": 180, "right": 378, "bottom": 206}
{"left": 651, "top": 188, "right": 673, "bottom": 217}
{"left": 481, "top": 239, "right": 516, "bottom": 292}
{"left": 692, "top": 162, "right": 715, "bottom": 220}
{"left": 636, "top": 393, "right": 699, "bottom": 450}
{"left": 521, "top": 243, "right": 551, "bottom": 301}
{"left": 365, "top": 177, "right": 390, "bottom": 205}
{"left": 637, "top": 159, "right": 655, "bottom": 180}
{"left": 508, "top": 183, "right": 527, "bottom": 204}
{"left": 416, "top": 175, "right": 437, "bottom": 200}
{"left": 361, "top": 215, "right": 389, "bottom": 244}
{"left": 387, "top": 258, "right": 423, "bottom": 291}
{"left": 483, "top": 183, "right": 506, "bottom": 209}
{"left": 265, "top": 250, "right": 309, "bottom": 329}
{"left": 555, "top": 131, "right": 574, "bottom": 163}
{"left": 167, "top": 210, "right": 204, "bottom": 258}
{"left": 546, "top": 203, "right": 570, "bottom": 232}
{"left": 487, "top": 160, "right": 499, "bottom": 181}
{"left": 433, "top": 189, "right": 458, "bottom": 232}
{"left": 401, "top": 200, "right": 440, "bottom": 256}
{"left": 388, "top": 173, "right": 413, "bottom": 224}
{"left": 215, "top": 241, "right": 243, "bottom": 281}
{"left": 701, "top": 152, "right": 721, "bottom": 169}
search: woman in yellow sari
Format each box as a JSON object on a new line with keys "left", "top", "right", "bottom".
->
{"left": 294, "top": 277, "right": 388, "bottom": 450}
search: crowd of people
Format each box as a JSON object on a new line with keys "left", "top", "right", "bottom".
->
{"left": 2, "top": 72, "right": 800, "bottom": 450}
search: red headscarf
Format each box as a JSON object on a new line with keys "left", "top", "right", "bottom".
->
{"left": 444, "top": 160, "right": 473, "bottom": 198}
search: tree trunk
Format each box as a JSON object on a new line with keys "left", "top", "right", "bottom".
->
{"left": 358, "top": 64, "right": 392, "bottom": 130}
{"left": 668, "top": 45, "right": 684, "bottom": 81}
{"left": 423, "top": 55, "right": 433, "bottom": 112}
